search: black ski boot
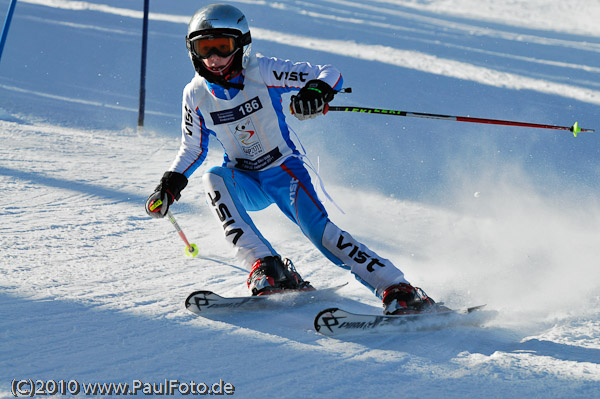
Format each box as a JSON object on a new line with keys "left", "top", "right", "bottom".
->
{"left": 382, "top": 283, "right": 436, "bottom": 315}
{"left": 247, "top": 256, "right": 313, "bottom": 296}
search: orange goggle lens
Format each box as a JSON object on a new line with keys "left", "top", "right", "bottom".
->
{"left": 193, "top": 37, "right": 236, "bottom": 58}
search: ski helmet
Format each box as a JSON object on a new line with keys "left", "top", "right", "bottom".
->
{"left": 186, "top": 4, "right": 252, "bottom": 86}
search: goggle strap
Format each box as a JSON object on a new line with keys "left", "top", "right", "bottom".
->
{"left": 239, "top": 31, "right": 251, "bottom": 46}
{"left": 187, "top": 28, "right": 240, "bottom": 42}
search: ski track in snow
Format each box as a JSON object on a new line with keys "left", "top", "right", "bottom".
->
{"left": 1, "top": 0, "right": 600, "bottom": 398}
{"left": 1, "top": 121, "right": 599, "bottom": 396}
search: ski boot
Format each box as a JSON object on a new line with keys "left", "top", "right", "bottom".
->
{"left": 247, "top": 256, "right": 313, "bottom": 296}
{"left": 382, "top": 283, "right": 437, "bottom": 315}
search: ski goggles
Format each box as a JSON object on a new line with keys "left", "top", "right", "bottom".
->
{"left": 191, "top": 36, "right": 237, "bottom": 59}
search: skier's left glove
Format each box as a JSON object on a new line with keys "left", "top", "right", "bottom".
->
{"left": 290, "top": 79, "right": 335, "bottom": 121}
{"left": 145, "top": 171, "right": 188, "bottom": 219}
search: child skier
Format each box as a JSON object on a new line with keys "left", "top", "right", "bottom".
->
{"left": 145, "top": 3, "right": 435, "bottom": 315}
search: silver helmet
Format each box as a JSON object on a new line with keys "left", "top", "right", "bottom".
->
{"left": 186, "top": 4, "right": 252, "bottom": 85}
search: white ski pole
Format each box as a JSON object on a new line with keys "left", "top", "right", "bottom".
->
{"left": 167, "top": 210, "right": 198, "bottom": 257}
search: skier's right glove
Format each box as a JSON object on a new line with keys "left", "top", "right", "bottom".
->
{"left": 145, "top": 171, "right": 188, "bottom": 219}
{"left": 290, "top": 79, "right": 335, "bottom": 121}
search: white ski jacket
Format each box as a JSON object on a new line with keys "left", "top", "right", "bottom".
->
{"left": 169, "top": 54, "right": 343, "bottom": 177}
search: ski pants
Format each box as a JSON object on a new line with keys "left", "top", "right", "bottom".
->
{"left": 202, "top": 156, "right": 409, "bottom": 298}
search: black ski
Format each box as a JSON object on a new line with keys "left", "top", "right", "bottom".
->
{"left": 185, "top": 283, "right": 347, "bottom": 314}
{"left": 314, "top": 305, "right": 487, "bottom": 336}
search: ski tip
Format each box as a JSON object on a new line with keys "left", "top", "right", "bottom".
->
{"left": 466, "top": 304, "right": 487, "bottom": 313}
{"left": 185, "top": 290, "right": 216, "bottom": 310}
{"left": 314, "top": 307, "right": 340, "bottom": 334}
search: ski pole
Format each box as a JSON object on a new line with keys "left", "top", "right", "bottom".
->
{"left": 327, "top": 105, "right": 594, "bottom": 137}
{"left": 166, "top": 210, "right": 199, "bottom": 257}
{"left": 0, "top": 0, "right": 18, "bottom": 65}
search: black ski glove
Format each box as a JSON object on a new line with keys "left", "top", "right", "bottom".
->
{"left": 145, "top": 171, "right": 188, "bottom": 219}
{"left": 290, "top": 79, "right": 335, "bottom": 120}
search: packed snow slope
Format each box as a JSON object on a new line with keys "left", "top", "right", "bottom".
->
{"left": 1, "top": 0, "right": 599, "bottom": 398}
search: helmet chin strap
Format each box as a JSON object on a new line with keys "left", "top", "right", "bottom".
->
{"left": 205, "top": 48, "right": 238, "bottom": 75}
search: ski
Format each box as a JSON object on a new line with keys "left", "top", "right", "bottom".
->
{"left": 185, "top": 283, "right": 348, "bottom": 315}
{"left": 314, "top": 305, "right": 487, "bottom": 336}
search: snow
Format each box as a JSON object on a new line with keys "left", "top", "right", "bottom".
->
{"left": 1, "top": 0, "right": 599, "bottom": 398}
